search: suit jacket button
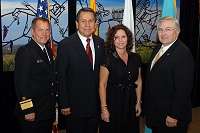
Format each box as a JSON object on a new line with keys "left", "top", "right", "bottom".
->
{"left": 52, "top": 83, "right": 54, "bottom": 86}
{"left": 52, "top": 93, "right": 54, "bottom": 96}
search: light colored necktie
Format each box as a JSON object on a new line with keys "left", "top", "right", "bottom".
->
{"left": 86, "top": 38, "right": 93, "bottom": 66}
{"left": 152, "top": 47, "right": 164, "bottom": 66}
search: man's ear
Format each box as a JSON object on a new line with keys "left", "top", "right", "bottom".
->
{"left": 75, "top": 21, "right": 78, "bottom": 30}
{"left": 95, "top": 22, "right": 98, "bottom": 29}
{"left": 31, "top": 28, "right": 33, "bottom": 36}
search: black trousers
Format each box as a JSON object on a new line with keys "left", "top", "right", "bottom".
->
{"left": 65, "top": 114, "right": 100, "bottom": 133}
{"left": 18, "top": 117, "right": 54, "bottom": 133}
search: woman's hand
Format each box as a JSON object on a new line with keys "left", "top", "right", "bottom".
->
{"left": 101, "top": 107, "right": 110, "bottom": 122}
{"left": 135, "top": 103, "right": 142, "bottom": 117}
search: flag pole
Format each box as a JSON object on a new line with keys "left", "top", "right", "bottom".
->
{"left": 47, "top": 0, "right": 55, "bottom": 57}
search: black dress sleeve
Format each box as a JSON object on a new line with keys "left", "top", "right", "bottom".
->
{"left": 101, "top": 54, "right": 111, "bottom": 70}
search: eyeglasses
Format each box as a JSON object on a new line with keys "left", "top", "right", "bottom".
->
{"left": 157, "top": 28, "right": 176, "bottom": 33}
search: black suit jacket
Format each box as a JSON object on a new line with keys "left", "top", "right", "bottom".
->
{"left": 14, "top": 39, "right": 57, "bottom": 120}
{"left": 56, "top": 32, "right": 105, "bottom": 118}
{"left": 145, "top": 39, "right": 195, "bottom": 127}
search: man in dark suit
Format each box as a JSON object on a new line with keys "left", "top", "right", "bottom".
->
{"left": 56, "top": 7, "right": 105, "bottom": 133}
{"left": 145, "top": 16, "right": 195, "bottom": 133}
{"left": 14, "top": 17, "right": 57, "bottom": 133}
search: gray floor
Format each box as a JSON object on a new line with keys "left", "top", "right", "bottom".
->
{"left": 58, "top": 107, "right": 200, "bottom": 133}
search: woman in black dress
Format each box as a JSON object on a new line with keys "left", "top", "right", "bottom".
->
{"left": 99, "top": 24, "right": 142, "bottom": 133}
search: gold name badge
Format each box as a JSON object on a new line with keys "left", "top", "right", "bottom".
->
{"left": 20, "top": 99, "right": 33, "bottom": 110}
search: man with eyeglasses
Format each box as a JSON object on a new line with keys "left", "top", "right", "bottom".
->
{"left": 145, "top": 16, "right": 195, "bottom": 133}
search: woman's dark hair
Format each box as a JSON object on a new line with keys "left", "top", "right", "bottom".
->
{"left": 105, "top": 24, "right": 134, "bottom": 54}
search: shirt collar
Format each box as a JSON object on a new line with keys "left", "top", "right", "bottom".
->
{"left": 162, "top": 38, "right": 177, "bottom": 50}
{"left": 32, "top": 38, "right": 46, "bottom": 50}
{"left": 77, "top": 31, "right": 92, "bottom": 41}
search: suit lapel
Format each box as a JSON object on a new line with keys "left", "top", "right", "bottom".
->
{"left": 148, "top": 39, "right": 179, "bottom": 74}
{"left": 31, "top": 39, "right": 51, "bottom": 68}
{"left": 147, "top": 43, "right": 162, "bottom": 72}
{"left": 45, "top": 46, "right": 53, "bottom": 67}
{"left": 73, "top": 33, "right": 93, "bottom": 68}
{"left": 93, "top": 35, "right": 101, "bottom": 70}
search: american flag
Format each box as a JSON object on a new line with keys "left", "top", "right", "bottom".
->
{"left": 36, "top": 0, "right": 56, "bottom": 57}
{"left": 37, "top": 0, "right": 48, "bottom": 18}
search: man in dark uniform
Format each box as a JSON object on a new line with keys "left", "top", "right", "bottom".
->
{"left": 14, "top": 17, "right": 57, "bottom": 133}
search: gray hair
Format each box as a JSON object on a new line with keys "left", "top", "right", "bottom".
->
{"left": 157, "top": 16, "right": 180, "bottom": 32}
